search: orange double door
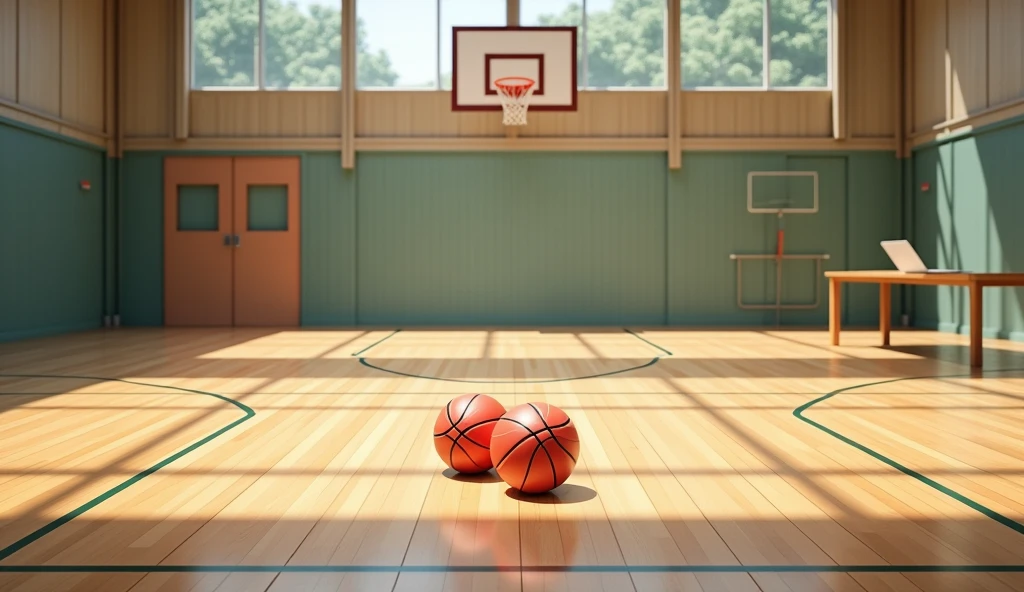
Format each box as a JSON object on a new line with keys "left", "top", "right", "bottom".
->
{"left": 163, "top": 156, "right": 301, "bottom": 327}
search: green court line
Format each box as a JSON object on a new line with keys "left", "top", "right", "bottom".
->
{"left": 0, "top": 373, "right": 256, "bottom": 562}
{"left": 0, "top": 564, "right": 1023, "bottom": 573}
{"left": 350, "top": 329, "right": 401, "bottom": 356}
{"left": 357, "top": 326, "right": 666, "bottom": 383}
{"left": 624, "top": 328, "right": 673, "bottom": 356}
{"left": 793, "top": 367, "right": 1024, "bottom": 537}
{"left": 358, "top": 357, "right": 660, "bottom": 384}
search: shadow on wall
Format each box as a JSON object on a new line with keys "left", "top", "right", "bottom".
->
{"left": 913, "top": 118, "right": 1024, "bottom": 340}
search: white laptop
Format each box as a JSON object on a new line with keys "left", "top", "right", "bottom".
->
{"left": 880, "top": 240, "right": 964, "bottom": 273}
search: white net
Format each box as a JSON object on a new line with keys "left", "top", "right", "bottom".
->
{"left": 495, "top": 77, "right": 535, "bottom": 126}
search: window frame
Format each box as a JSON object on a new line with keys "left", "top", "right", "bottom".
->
{"left": 188, "top": 0, "right": 830, "bottom": 93}
{"left": 681, "top": 0, "right": 833, "bottom": 91}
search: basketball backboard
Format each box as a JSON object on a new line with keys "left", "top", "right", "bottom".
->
{"left": 451, "top": 26, "right": 578, "bottom": 112}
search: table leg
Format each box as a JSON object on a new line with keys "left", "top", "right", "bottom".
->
{"left": 969, "top": 281, "right": 983, "bottom": 368}
{"left": 829, "top": 278, "right": 842, "bottom": 346}
{"left": 880, "top": 283, "right": 891, "bottom": 346}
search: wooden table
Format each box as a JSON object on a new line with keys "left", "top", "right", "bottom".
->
{"left": 825, "top": 270, "right": 1024, "bottom": 368}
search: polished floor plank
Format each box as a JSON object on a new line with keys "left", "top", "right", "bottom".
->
{"left": 1, "top": 328, "right": 1024, "bottom": 591}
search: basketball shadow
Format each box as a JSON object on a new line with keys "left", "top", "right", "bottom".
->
{"left": 504, "top": 484, "right": 597, "bottom": 504}
{"left": 442, "top": 468, "right": 504, "bottom": 484}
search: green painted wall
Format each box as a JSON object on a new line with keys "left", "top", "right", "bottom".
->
{"left": 356, "top": 153, "right": 667, "bottom": 325}
{"left": 912, "top": 118, "right": 1024, "bottom": 341}
{"left": 120, "top": 152, "right": 164, "bottom": 326}
{"left": 119, "top": 150, "right": 899, "bottom": 327}
{"left": 301, "top": 154, "right": 357, "bottom": 325}
{"left": 0, "top": 120, "right": 105, "bottom": 342}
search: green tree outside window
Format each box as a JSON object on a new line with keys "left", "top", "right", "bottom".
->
{"left": 191, "top": 0, "right": 826, "bottom": 90}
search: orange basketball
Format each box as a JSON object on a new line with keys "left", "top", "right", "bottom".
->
{"left": 433, "top": 393, "right": 507, "bottom": 474}
{"left": 489, "top": 402, "right": 580, "bottom": 494}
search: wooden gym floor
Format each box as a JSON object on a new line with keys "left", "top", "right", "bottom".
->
{"left": 2, "top": 328, "right": 1024, "bottom": 592}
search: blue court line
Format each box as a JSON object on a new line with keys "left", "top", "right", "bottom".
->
{"left": 794, "top": 367, "right": 1024, "bottom": 537}
{"left": 1, "top": 564, "right": 1023, "bottom": 573}
{"left": 350, "top": 329, "right": 401, "bottom": 357}
{"left": 0, "top": 374, "right": 255, "bottom": 562}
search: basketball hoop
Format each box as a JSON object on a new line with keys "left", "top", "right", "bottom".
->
{"left": 494, "top": 77, "right": 535, "bottom": 126}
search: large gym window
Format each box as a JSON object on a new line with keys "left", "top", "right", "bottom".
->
{"left": 681, "top": 0, "right": 829, "bottom": 89}
{"left": 522, "top": 0, "right": 666, "bottom": 89}
{"left": 191, "top": 0, "right": 343, "bottom": 89}
{"left": 357, "top": 0, "right": 506, "bottom": 89}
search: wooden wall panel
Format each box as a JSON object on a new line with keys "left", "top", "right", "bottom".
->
{"left": 123, "top": 0, "right": 171, "bottom": 138}
{"left": 190, "top": 91, "right": 341, "bottom": 137}
{"left": 947, "top": 0, "right": 989, "bottom": 119}
{"left": 357, "top": 92, "right": 505, "bottom": 138}
{"left": 0, "top": 0, "right": 16, "bottom": 101}
{"left": 847, "top": 0, "right": 896, "bottom": 138}
{"left": 679, "top": 91, "right": 833, "bottom": 137}
{"left": 61, "top": 0, "right": 105, "bottom": 131}
{"left": 522, "top": 92, "right": 667, "bottom": 138}
{"left": 354, "top": 91, "right": 667, "bottom": 139}
{"left": 989, "top": 0, "right": 1024, "bottom": 106}
{"left": 17, "top": 0, "right": 61, "bottom": 115}
{"left": 913, "top": 0, "right": 948, "bottom": 130}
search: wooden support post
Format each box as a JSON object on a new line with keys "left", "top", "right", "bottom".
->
{"left": 667, "top": 0, "right": 681, "bottom": 169}
{"left": 104, "top": 0, "right": 117, "bottom": 154}
{"left": 174, "top": 0, "right": 190, "bottom": 141}
{"left": 894, "top": 0, "right": 905, "bottom": 158}
{"left": 116, "top": 0, "right": 125, "bottom": 157}
{"left": 831, "top": 0, "right": 847, "bottom": 140}
{"left": 903, "top": 0, "right": 915, "bottom": 149}
{"left": 341, "top": 0, "right": 356, "bottom": 169}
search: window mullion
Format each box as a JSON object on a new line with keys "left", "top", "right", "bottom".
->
{"left": 763, "top": 0, "right": 770, "bottom": 89}
{"left": 581, "top": 0, "right": 588, "bottom": 88}
{"left": 437, "top": 0, "right": 442, "bottom": 89}
{"left": 258, "top": 0, "right": 266, "bottom": 88}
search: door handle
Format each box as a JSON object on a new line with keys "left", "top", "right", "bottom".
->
{"left": 233, "top": 234, "right": 241, "bottom": 247}
{"left": 224, "top": 234, "right": 232, "bottom": 246}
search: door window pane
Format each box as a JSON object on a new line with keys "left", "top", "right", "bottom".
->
{"left": 248, "top": 186, "right": 289, "bottom": 231}
{"left": 178, "top": 186, "right": 219, "bottom": 231}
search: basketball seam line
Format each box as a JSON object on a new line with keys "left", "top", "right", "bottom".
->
{"left": 444, "top": 395, "right": 489, "bottom": 471}
{"left": 520, "top": 437, "right": 546, "bottom": 491}
{"left": 433, "top": 416, "right": 500, "bottom": 449}
{"left": 445, "top": 433, "right": 489, "bottom": 472}
{"left": 540, "top": 440, "right": 558, "bottom": 491}
{"left": 492, "top": 416, "right": 571, "bottom": 469}
{"left": 527, "top": 402, "right": 577, "bottom": 463}
{"left": 525, "top": 402, "right": 564, "bottom": 490}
